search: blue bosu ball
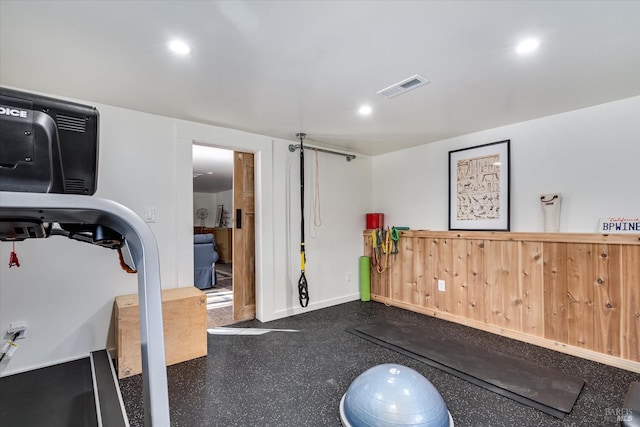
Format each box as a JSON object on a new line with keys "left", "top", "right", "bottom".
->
{"left": 340, "top": 364, "right": 453, "bottom": 427}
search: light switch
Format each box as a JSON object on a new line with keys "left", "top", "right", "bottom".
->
{"left": 438, "top": 279, "right": 445, "bottom": 292}
{"left": 144, "top": 207, "right": 156, "bottom": 223}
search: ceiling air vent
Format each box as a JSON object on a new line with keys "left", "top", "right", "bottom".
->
{"left": 376, "top": 74, "right": 429, "bottom": 99}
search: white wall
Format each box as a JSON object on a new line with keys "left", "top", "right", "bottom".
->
{"left": 193, "top": 190, "right": 233, "bottom": 228}
{"left": 0, "top": 92, "right": 372, "bottom": 376}
{"left": 372, "top": 96, "right": 640, "bottom": 232}
{"left": 0, "top": 103, "right": 183, "bottom": 375}
{"left": 4, "top": 89, "right": 633, "bottom": 376}
{"left": 193, "top": 192, "right": 216, "bottom": 228}
{"left": 276, "top": 147, "right": 372, "bottom": 317}
{"left": 175, "top": 123, "right": 373, "bottom": 322}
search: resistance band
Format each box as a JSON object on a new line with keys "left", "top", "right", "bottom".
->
{"left": 370, "top": 226, "right": 403, "bottom": 273}
{"left": 296, "top": 132, "right": 309, "bottom": 307}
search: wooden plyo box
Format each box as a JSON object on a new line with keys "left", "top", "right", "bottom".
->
{"left": 114, "top": 287, "right": 207, "bottom": 379}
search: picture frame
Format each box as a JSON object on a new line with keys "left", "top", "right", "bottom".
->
{"left": 215, "top": 205, "right": 223, "bottom": 228}
{"left": 449, "top": 140, "right": 510, "bottom": 231}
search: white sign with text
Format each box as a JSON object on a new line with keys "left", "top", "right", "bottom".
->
{"left": 598, "top": 217, "right": 640, "bottom": 233}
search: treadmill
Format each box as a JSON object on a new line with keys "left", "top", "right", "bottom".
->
{"left": 0, "top": 87, "right": 170, "bottom": 426}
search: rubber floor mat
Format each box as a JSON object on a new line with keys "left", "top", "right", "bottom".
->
{"left": 348, "top": 320, "right": 584, "bottom": 419}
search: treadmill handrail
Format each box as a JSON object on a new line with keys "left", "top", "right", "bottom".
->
{"left": 0, "top": 191, "right": 170, "bottom": 426}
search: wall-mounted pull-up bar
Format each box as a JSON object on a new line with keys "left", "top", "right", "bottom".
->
{"left": 288, "top": 143, "right": 356, "bottom": 162}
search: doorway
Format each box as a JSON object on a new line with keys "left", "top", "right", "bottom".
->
{"left": 192, "top": 144, "right": 255, "bottom": 328}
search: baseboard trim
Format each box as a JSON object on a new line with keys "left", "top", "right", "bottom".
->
{"left": 271, "top": 293, "right": 361, "bottom": 321}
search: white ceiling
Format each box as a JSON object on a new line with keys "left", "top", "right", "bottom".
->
{"left": 1, "top": 1, "right": 639, "bottom": 161}
{"left": 192, "top": 145, "right": 233, "bottom": 193}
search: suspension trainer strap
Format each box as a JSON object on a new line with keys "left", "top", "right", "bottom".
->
{"left": 297, "top": 133, "right": 309, "bottom": 307}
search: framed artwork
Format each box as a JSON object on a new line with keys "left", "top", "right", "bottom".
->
{"left": 449, "top": 140, "right": 510, "bottom": 231}
{"left": 215, "top": 205, "right": 223, "bottom": 228}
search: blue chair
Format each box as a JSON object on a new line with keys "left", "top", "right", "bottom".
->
{"left": 194, "top": 233, "right": 219, "bottom": 289}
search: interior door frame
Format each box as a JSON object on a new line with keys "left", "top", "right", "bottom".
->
{"left": 190, "top": 142, "right": 257, "bottom": 322}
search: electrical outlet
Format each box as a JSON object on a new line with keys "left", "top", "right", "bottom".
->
{"left": 7, "top": 321, "right": 27, "bottom": 339}
{"left": 438, "top": 279, "right": 446, "bottom": 292}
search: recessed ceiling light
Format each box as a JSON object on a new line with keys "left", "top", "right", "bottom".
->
{"left": 168, "top": 40, "right": 191, "bottom": 55}
{"left": 516, "top": 38, "right": 540, "bottom": 54}
{"left": 358, "top": 105, "right": 372, "bottom": 116}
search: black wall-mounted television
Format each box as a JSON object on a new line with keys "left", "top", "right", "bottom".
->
{"left": 0, "top": 87, "right": 99, "bottom": 195}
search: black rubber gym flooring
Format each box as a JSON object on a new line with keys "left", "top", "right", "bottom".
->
{"left": 119, "top": 301, "right": 640, "bottom": 426}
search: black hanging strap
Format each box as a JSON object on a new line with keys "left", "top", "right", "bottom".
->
{"left": 296, "top": 132, "right": 309, "bottom": 307}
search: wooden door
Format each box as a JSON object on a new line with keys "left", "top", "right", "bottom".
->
{"left": 233, "top": 152, "right": 255, "bottom": 321}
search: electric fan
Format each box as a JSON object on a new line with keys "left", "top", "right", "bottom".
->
{"left": 196, "top": 208, "right": 209, "bottom": 227}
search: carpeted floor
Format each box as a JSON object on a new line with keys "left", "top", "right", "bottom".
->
{"left": 119, "top": 301, "right": 639, "bottom": 426}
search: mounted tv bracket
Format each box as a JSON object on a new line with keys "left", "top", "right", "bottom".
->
{"left": 0, "top": 88, "right": 170, "bottom": 426}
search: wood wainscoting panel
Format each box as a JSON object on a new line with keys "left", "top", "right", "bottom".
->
{"left": 399, "top": 235, "right": 414, "bottom": 305}
{"left": 622, "top": 245, "right": 640, "bottom": 361}
{"left": 566, "top": 243, "right": 595, "bottom": 350}
{"left": 437, "top": 238, "right": 454, "bottom": 315}
{"left": 425, "top": 238, "right": 442, "bottom": 312}
{"left": 467, "top": 239, "right": 485, "bottom": 323}
{"left": 413, "top": 237, "right": 427, "bottom": 308}
{"left": 397, "top": 235, "right": 425, "bottom": 308}
{"left": 451, "top": 238, "right": 469, "bottom": 318}
{"left": 543, "top": 242, "right": 569, "bottom": 344}
{"left": 593, "top": 244, "right": 622, "bottom": 356}
{"left": 364, "top": 230, "right": 640, "bottom": 372}
{"left": 520, "top": 241, "right": 544, "bottom": 336}
{"left": 484, "top": 240, "right": 521, "bottom": 331}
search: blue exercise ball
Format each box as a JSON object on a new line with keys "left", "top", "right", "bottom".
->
{"left": 340, "top": 364, "right": 453, "bottom": 427}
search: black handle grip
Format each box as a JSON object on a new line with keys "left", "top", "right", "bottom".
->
{"left": 236, "top": 209, "right": 242, "bottom": 229}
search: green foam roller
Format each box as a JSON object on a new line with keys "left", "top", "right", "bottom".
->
{"left": 359, "top": 256, "right": 371, "bottom": 302}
